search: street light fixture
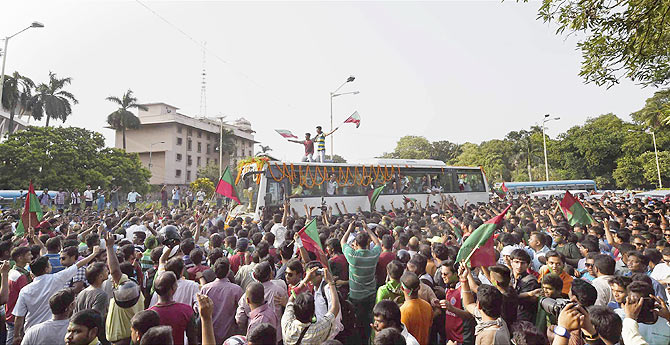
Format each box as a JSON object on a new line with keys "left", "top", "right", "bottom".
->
{"left": 330, "top": 76, "right": 356, "bottom": 160}
{"left": 0, "top": 21, "right": 45, "bottom": 110}
{"left": 542, "top": 114, "right": 560, "bottom": 181}
{"left": 628, "top": 129, "right": 662, "bottom": 188}
{"left": 148, "top": 141, "right": 165, "bottom": 171}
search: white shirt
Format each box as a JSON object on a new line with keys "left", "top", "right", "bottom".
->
{"left": 271, "top": 223, "right": 287, "bottom": 248}
{"left": 13, "top": 265, "right": 79, "bottom": 330}
{"left": 651, "top": 263, "right": 670, "bottom": 281}
{"left": 149, "top": 278, "right": 199, "bottom": 307}
{"left": 20, "top": 318, "right": 68, "bottom": 345}
{"left": 312, "top": 280, "right": 344, "bottom": 339}
{"left": 326, "top": 181, "right": 338, "bottom": 195}
{"left": 401, "top": 324, "right": 421, "bottom": 345}
{"left": 126, "top": 224, "right": 149, "bottom": 240}
{"left": 592, "top": 275, "right": 615, "bottom": 306}
{"left": 196, "top": 191, "right": 206, "bottom": 201}
{"left": 83, "top": 190, "right": 94, "bottom": 202}
{"left": 127, "top": 192, "right": 141, "bottom": 203}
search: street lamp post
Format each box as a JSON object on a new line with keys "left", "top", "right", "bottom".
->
{"left": 329, "top": 76, "right": 355, "bottom": 160}
{"left": 542, "top": 114, "right": 560, "bottom": 181}
{"left": 0, "top": 22, "right": 44, "bottom": 108}
{"left": 148, "top": 141, "right": 165, "bottom": 172}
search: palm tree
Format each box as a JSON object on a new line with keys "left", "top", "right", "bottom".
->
{"left": 1, "top": 72, "right": 35, "bottom": 134}
{"left": 106, "top": 89, "right": 148, "bottom": 150}
{"left": 30, "top": 72, "right": 78, "bottom": 127}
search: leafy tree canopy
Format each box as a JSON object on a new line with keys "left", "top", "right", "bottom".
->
{"left": 0, "top": 126, "right": 150, "bottom": 193}
{"left": 533, "top": 0, "right": 670, "bottom": 87}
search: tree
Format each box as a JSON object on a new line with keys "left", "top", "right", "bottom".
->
{"left": 505, "top": 127, "right": 543, "bottom": 181}
{"left": 0, "top": 126, "right": 150, "bottom": 192}
{"left": 1, "top": 71, "right": 34, "bottom": 134}
{"left": 190, "top": 177, "right": 215, "bottom": 198}
{"left": 329, "top": 154, "right": 347, "bottom": 163}
{"left": 640, "top": 151, "right": 670, "bottom": 188}
{"left": 197, "top": 163, "right": 220, "bottom": 183}
{"left": 431, "top": 140, "right": 462, "bottom": 163}
{"left": 106, "top": 89, "right": 147, "bottom": 150}
{"left": 631, "top": 89, "right": 670, "bottom": 129}
{"left": 613, "top": 156, "right": 648, "bottom": 190}
{"left": 382, "top": 136, "right": 433, "bottom": 159}
{"left": 533, "top": 0, "right": 670, "bottom": 87}
{"left": 31, "top": 72, "right": 78, "bottom": 127}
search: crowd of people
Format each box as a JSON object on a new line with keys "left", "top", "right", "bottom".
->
{"left": 0, "top": 189, "right": 668, "bottom": 345}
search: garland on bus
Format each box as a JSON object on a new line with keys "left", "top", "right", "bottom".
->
{"left": 234, "top": 157, "right": 270, "bottom": 185}
{"left": 268, "top": 162, "right": 398, "bottom": 188}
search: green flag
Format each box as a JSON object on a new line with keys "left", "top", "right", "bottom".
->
{"left": 368, "top": 184, "right": 384, "bottom": 211}
{"left": 16, "top": 181, "right": 43, "bottom": 237}
{"left": 455, "top": 205, "right": 511, "bottom": 267}
{"left": 559, "top": 191, "right": 594, "bottom": 226}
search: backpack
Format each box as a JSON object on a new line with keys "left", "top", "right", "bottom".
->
{"left": 319, "top": 282, "right": 358, "bottom": 338}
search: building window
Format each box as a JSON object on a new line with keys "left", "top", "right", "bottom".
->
{"left": 214, "top": 159, "right": 218, "bottom": 166}
{"left": 248, "top": 150, "right": 252, "bottom": 157}
{"left": 187, "top": 155, "right": 192, "bottom": 166}
{"left": 206, "top": 158, "right": 210, "bottom": 164}
{"left": 176, "top": 169, "right": 182, "bottom": 177}
{"left": 177, "top": 138, "right": 182, "bottom": 145}
{"left": 187, "top": 128, "right": 192, "bottom": 136}
{"left": 187, "top": 170, "right": 191, "bottom": 181}
{"left": 197, "top": 142, "right": 202, "bottom": 153}
{"left": 206, "top": 144, "right": 211, "bottom": 154}
{"left": 197, "top": 157, "right": 201, "bottom": 166}
{"left": 177, "top": 126, "right": 182, "bottom": 133}
{"left": 207, "top": 134, "right": 210, "bottom": 140}
{"left": 187, "top": 138, "right": 192, "bottom": 151}
{"left": 197, "top": 130, "right": 202, "bottom": 138}
{"left": 176, "top": 153, "right": 182, "bottom": 161}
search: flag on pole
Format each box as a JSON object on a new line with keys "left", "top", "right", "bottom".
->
{"left": 447, "top": 218, "right": 463, "bottom": 242}
{"left": 455, "top": 204, "right": 511, "bottom": 267}
{"left": 215, "top": 167, "right": 241, "bottom": 204}
{"left": 501, "top": 182, "right": 509, "bottom": 193}
{"left": 493, "top": 182, "right": 508, "bottom": 198}
{"left": 275, "top": 129, "right": 298, "bottom": 139}
{"left": 16, "top": 181, "right": 43, "bottom": 237}
{"left": 343, "top": 111, "right": 361, "bottom": 128}
{"left": 298, "top": 219, "right": 328, "bottom": 266}
{"left": 368, "top": 184, "right": 384, "bottom": 211}
{"left": 402, "top": 195, "right": 417, "bottom": 203}
{"left": 560, "top": 191, "right": 595, "bottom": 226}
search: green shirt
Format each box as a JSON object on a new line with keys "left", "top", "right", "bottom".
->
{"left": 343, "top": 243, "right": 381, "bottom": 300}
{"left": 376, "top": 280, "right": 404, "bottom": 306}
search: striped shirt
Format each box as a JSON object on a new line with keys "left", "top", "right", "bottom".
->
{"left": 343, "top": 244, "right": 381, "bottom": 300}
{"left": 315, "top": 133, "right": 326, "bottom": 152}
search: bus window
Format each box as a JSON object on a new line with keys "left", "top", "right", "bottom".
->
{"left": 238, "top": 173, "right": 261, "bottom": 210}
{"left": 457, "top": 170, "right": 485, "bottom": 192}
{"left": 439, "top": 171, "right": 456, "bottom": 193}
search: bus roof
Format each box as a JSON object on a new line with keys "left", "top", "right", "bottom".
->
{"left": 266, "top": 159, "right": 481, "bottom": 170}
{"left": 502, "top": 180, "right": 596, "bottom": 187}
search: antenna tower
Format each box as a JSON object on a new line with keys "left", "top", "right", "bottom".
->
{"left": 199, "top": 42, "right": 207, "bottom": 118}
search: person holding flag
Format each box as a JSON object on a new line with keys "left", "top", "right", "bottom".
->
{"left": 287, "top": 133, "right": 315, "bottom": 162}
{"left": 314, "top": 126, "right": 338, "bottom": 163}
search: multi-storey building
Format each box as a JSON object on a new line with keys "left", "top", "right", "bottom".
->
{"left": 114, "top": 102, "right": 256, "bottom": 185}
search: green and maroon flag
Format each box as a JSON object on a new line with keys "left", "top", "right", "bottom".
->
{"left": 298, "top": 219, "right": 328, "bottom": 266}
{"left": 560, "top": 190, "right": 594, "bottom": 226}
{"left": 215, "top": 166, "right": 241, "bottom": 204}
{"left": 493, "top": 182, "right": 509, "bottom": 198}
{"left": 16, "top": 181, "right": 43, "bottom": 237}
{"left": 455, "top": 204, "right": 511, "bottom": 267}
{"left": 368, "top": 184, "right": 384, "bottom": 211}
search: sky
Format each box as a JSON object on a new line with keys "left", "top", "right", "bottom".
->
{"left": 1, "top": 0, "right": 659, "bottom": 162}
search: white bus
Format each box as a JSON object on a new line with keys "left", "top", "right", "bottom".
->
{"left": 233, "top": 159, "right": 489, "bottom": 217}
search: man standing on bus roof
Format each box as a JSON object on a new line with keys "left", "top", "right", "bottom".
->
{"left": 288, "top": 133, "right": 315, "bottom": 162}
{"left": 314, "top": 126, "right": 339, "bottom": 163}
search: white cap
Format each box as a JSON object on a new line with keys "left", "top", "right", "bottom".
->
{"left": 431, "top": 213, "right": 439, "bottom": 218}
{"left": 501, "top": 245, "right": 515, "bottom": 256}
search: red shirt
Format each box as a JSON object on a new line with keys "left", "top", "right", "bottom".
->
{"left": 149, "top": 302, "right": 194, "bottom": 345}
{"left": 229, "top": 252, "right": 244, "bottom": 274}
{"left": 6, "top": 269, "right": 29, "bottom": 322}
{"left": 329, "top": 254, "right": 348, "bottom": 281}
{"left": 444, "top": 286, "right": 464, "bottom": 343}
{"left": 376, "top": 251, "right": 396, "bottom": 285}
{"left": 187, "top": 265, "right": 209, "bottom": 280}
